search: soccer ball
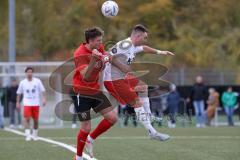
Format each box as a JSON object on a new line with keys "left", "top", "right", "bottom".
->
{"left": 101, "top": 1, "right": 119, "bottom": 17}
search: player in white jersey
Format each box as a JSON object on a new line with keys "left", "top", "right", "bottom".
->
{"left": 85, "top": 24, "right": 174, "bottom": 157}
{"left": 16, "top": 67, "right": 46, "bottom": 141}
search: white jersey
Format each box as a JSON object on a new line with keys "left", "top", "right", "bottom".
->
{"left": 104, "top": 37, "right": 143, "bottom": 81}
{"left": 17, "top": 77, "right": 46, "bottom": 106}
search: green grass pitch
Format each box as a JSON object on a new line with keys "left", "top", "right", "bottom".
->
{"left": 0, "top": 126, "right": 240, "bottom": 160}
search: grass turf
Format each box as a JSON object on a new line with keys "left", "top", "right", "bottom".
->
{"left": 0, "top": 126, "right": 240, "bottom": 160}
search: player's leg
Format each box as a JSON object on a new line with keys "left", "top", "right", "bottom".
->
{"left": 132, "top": 98, "right": 167, "bottom": 140}
{"left": 86, "top": 92, "right": 117, "bottom": 158}
{"left": 23, "top": 106, "right": 31, "bottom": 141}
{"left": 128, "top": 80, "right": 170, "bottom": 141}
{"left": 88, "top": 109, "right": 117, "bottom": 141}
{"left": 134, "top": 81, "right": 152, "bottom": 115}
{"left": 74, "top": 95, "right": 93, "bottom": 160}
{"left": 105, "top": 79, "right": 170, "bottom": 141}
{"left": 32, "top": 106, "right": 40, "bottom": 140}
{"left": 75, "top": 121, "right": 91, "bottom": 160}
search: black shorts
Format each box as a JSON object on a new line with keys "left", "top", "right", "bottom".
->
{"left": 74, "top": 92, "right": 112, "bottom": 121}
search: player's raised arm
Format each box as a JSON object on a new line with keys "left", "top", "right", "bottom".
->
{"left": 142, "top": 45, "right": 175, "bottom": 56}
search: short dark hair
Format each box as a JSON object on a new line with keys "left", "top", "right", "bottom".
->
{"left": 132, "top": 24, "right": 148, "bottom": 33}
{"left": 25, "top": 67, "right": 34, "bottom": 73}
{"left": 85, "top": 27, "right": 104, "bottom": 43}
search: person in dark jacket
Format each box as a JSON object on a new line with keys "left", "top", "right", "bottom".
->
{"left": 167, "top": 84, "right": 180, "bottom": 128}
{"left": 0, "top": 86, "right": 5, "bottom": 129}
{"left": 7, "top": 79, "right": 22, "bottom": 128}
{"left": 189, "top": 76, "right": 208, "bottom": 128}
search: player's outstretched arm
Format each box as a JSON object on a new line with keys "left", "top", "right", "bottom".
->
{"left": 142, "top": 45, "right": 175, "bottom": 56}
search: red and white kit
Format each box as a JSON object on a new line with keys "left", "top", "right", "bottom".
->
{"left": 17, "top": 77, "right": 45, "bottom": 120}
{"left": 104, "top": 37, "right": 144, "bottom": 104}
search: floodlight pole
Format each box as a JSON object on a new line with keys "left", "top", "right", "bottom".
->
{"left": 8, "top": 0, "right": 16, "bottom": 63}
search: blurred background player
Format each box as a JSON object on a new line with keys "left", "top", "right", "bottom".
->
{"left": 72, "top": 27, "right": 117, "bottom": 160}
{"left": 16, "top": 67, "right": 46, "bottom": 141}
{"left": 7, "top": 78, "right": 22, "bottom": 128}
{"left": 104, "top": 24, "right": 174, "bottom": 141}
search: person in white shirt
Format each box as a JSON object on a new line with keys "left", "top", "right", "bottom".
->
{"left": 16, "top": 67, "right": 46, "bottom": 141}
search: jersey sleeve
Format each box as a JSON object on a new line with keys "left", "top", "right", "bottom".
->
{"left": 38, "top": 79, "right": 46, "bottom": 92}
{"left": 16, "top": 82, "right": 23, "bottom": 94}
{"left": 134, "top": 46, "right": 144, "bottom": 54}
{"left": 74, "top": 52, "right": 89, "bottom": 73}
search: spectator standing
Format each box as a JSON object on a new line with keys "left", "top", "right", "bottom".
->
{"left": 206, "top": 88, "right": 219, "bottom": 125}
{"left": 167, "top": 84, "right": 180, "bottom": 128}
{"left": 221, "top": 87, "right": 237, "bottom": 126}
{"left": 7, "top": 79, "right": 22, "bottom": 128}
{"left": 0, "top": 87, "right": 5, "bottom": 128}
{"left": 189, "top": 76, "right": 208, "bottom": 128}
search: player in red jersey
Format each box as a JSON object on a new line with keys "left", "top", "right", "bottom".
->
{"left": 73, "top": 27, "right": 117, "bottom": 160}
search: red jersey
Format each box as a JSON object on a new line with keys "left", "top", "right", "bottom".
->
{"left": 73, "top": 43, "right": 105, "bottom": 95}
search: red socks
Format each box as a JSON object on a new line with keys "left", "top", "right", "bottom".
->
{"left": 90, "top": 119, "right": 113, "bottom": 140}
{"left": 77, "top": 119, "right": 113, "bottom": 156}
{"left": 77, "top": 130, "right": 89, "bottom": 156}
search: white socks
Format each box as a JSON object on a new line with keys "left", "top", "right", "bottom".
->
{"left": 87, "top": 135, "right": 94, "bottom": 144}
{"left": 25, "top": 129, "right": 31, "bottom": 136}
{"left": 134, "top": 107, "right": 157, "bottom": 135}
{"left": 33, "top": 129, "right": 38, "bottom": 138}
{"left": 140, "top": 97, "right": 151, "bottom": 114}
{"left": 76, "top": 155, "right": 83, "bottom": 160}
{"left": 25, "top": 129, "right": 38, "bottom": 141}
{"left": 25, "top": 129, "right": 31, "bottom": 141}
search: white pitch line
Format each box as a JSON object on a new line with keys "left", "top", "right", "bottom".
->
{"left": 3, "top": 128, "right": 97, "bottom": 160}
{"left": 2, "top": 136, "right": 240, "bottom": 141}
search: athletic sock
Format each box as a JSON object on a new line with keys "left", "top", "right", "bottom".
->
{"left": 89, "top": 119, "right": 113, "bottom": 140}
{"left": 75, "top": 155, "right": 82, "bottom": 160}
{"left": 140, "top": 97, "right": 151, "bottom": 114}
{"left": 25, "top": 129, "right": 31, "bottom": 136}
{"left": 32, "top": 129, "right": 38, "bottom": 137}
{"left": 77, "top": 130, "right": 89, "bottom": 156}
{"left": 134, "top": 107, "right": 157, "bottom": 135}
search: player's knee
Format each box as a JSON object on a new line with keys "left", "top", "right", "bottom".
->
{"left": 80, "top": 121, "right": 91, "bottom": 133}
{"left": 131, "top": 98, "right": 143, "bottom": 108}
{"left": 109, "top": 114, "right": 118, "bottom": 124}
{"left": 104, "top": 112, "right": 118, "bottom": 124}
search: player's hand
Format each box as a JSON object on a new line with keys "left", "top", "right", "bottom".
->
{"left": 42, "top": 98, "right": 47, "bottom": 107}
{"left": 162, "top": 51, "right": 175, "bottom": 56}
{"left": 16, "top": 102, "right": 20, "bottom": 111}
{"left": 92, "top": 49, "right": 103, "bottom": 57}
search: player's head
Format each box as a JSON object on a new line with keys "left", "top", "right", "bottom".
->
{"left": 25, "top": 67, "right": 34, "bottom": 79}
{"left": 227, "top": 86, "right": 232, "bottom": 92}
{"left": 196, "top": 76, "right": 203, "bottom": 84}
{"left": 85, "top": 27, "right": 104, "bottom": 49}
{"left": 11, "top": 78, "right": 18, "bottom": 86}
{"left": 209, "top": 88, "right": 215, "bottom": 94}
{"left": 131, "top": 24, "right": 148, "bottom": 46}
